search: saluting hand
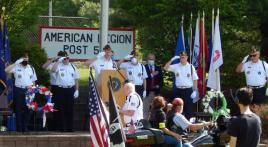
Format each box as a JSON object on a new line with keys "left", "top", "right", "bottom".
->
{"left": 171, "top": 56, "right": 180, "bottom": 61}
{"left": 242, "top": 55, "right": 250, "bottom": 63}
{"left": 58, "top": 57, "right": 65, "bottom": 62}
{"left": 15, "top": 58, "right": 24, "bottom": 65}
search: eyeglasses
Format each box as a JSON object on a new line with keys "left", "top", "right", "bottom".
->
{"left": 250, "top": 54, "right": 257, "bottom": 57}
{"left": 64, "top": 57, "right": 69, "bottom": 60}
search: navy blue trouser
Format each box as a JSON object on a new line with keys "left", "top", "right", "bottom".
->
{"left": 175, "top": 88, "right": 193, "bottom": 120}
{"left": 51, "top": 85, "right": 59, "bottom": 131}
{"left": 14, "top": 86, "right": 31, "bottom": 132}
{"left": 57, "top": 86, "right": 75, "bottom": 132}
{"left": 135, "top": 85, "right": 144, "bottom": 99}
{"left": 252, "top": 87, "right": 266, "bottom": 104}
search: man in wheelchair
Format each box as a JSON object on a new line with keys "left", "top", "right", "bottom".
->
{"left": 167, "top": 98, "right": 213, "bottom": 140}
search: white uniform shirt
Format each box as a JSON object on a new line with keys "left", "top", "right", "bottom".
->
{"left": 90, "top": 56, "right": 115, "bottom": 75}
{"left": 173, "top": 112, "right": 191, "bottom": 130}
{"left": 242, "top": 60, "right": 268, "bottom": 86}
{"left": 120, "top": 62, "right": 148, "bottom": 85}
{"left": 11, "top": 64, "right": 37, "bottom": 87}
{"left": 47, "top": 63, "right": 57, "bottom": 85}
{"left": 122, "top": 92, "right": 143, "bottom": 124}
{"left": 167, "top": 62, "right": 198, "bottom": 87}
{"left": 55, "top": 63, "right": 80, "bottom": 86}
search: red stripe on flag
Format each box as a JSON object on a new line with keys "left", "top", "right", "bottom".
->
{"left": 97, "top": 114, "right": 109, "bottom": 146}
{"left": 90, "top": 115, "right": 105, "bottom": 147}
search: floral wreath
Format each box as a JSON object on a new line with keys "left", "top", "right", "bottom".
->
{"left": 25, "top": 85, "right": 55, "bottom": 127}
{"left": 202, "top": 90, "right": 230, "bottom": 120}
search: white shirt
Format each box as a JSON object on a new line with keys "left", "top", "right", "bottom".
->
{"left": 168, "top": 62, "right": 198, "bottom": 87}
{"left": 173, "top": 113, "right": 191, "bottom": 130}
{"left": 120, "top": 62, "right": 148, "bottom": 85}
{"left": 122, "top": 92, "right": 143, "bottom": 124}
{"left": 90, "top": 56, "right": 116, "bottom": 75}
{"left": 11, "top": 64, "right": 37, "bottom": 87}
{"left": 55, "top": 63, "right": 80, "bottom": 86}
{"left": 47, "top": 63, "right": 57, "bottom": 85}
{"left": 242, "top": 60, "right": 268, "bottom": 86}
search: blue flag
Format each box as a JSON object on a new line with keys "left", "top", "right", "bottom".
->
{"left": 0, "top": 21, "right": 7, "bottom": 97}
{"left": 3, "top": 20, "right": 13, "bottom": 109}
{"left": 172, "top": 25, "right": 185, "bottom": 64}
{"left": 208, "top": 33, "right": 213, "bottom": 71}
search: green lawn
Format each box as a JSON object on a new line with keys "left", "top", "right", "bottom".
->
{"left": 78, "top": 68, "right": 89, "bottom": 87}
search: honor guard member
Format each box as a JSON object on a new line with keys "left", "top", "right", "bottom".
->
{"left": 84, "top": 45, "right": 116, "bottom": 78}
{"left": 42, "top": 50, "right": 65, "bottom": 130}
{"left": 118, "top": 54, "right": 148, "bottom": 99}
{"left": 236, "top": 47, "right": 268, "bottom": 107}
{"left": 120, "top": 82, "right": 143, "bottom": 127}
{"left": 5, "top": 54, "right": 37, "bottom": 132}
{"left": 164, "top": 51, "right": 198, "bottom": 119}
{"left": 52, "top": 51, "right": 80, "bottom": 132}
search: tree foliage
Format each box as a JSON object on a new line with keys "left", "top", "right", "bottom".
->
{"left": 112, "top": 0, "right": 268, "bottom": 88}
{"left": 1, "top": 0, "right": 268, "bottom": 89}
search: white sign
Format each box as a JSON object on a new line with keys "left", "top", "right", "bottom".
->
{"left": 39, "top": 26, "right": 135, "bottom": 60}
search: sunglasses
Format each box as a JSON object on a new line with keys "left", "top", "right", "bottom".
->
{"left": 64, "top": 57, "right": 69, "bottom": 60}
{"left": 250, "top": 54, "right": 257, "bottom": 57}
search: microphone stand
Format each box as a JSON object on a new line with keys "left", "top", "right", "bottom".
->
{"left": 113, "top": 59, "right": 127, "bottom": 83}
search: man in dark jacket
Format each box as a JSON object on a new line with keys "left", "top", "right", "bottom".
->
{"left": 145, "top": 53, "right": 163, "bottom": 96}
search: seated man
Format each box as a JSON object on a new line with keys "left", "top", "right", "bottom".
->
{"left": 120, "top": 82, "right": 143, "bottom": 127}
{"left": 167, "top": 98, "right": 213, "bottom": 134}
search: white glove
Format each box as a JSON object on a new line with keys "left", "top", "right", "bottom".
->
{"left": 142, "top": 90, "right": 147, "bottom": 98}
{"left": 58, "top": 57, "right": 65, "bottom": 62}
{"left": 74, "top": 90, "right": 79, "bottom": 99}
{"left": 124, "top": 54, "right": 133, "bottom": 60}
{"left": 97, "top": 52, "right": 105, "bottom": 58}
{"left": 171, "top": 56, "right": 180, "bottom": 61}
{"left": 266, "top": 88, "right": 268, "bottom": 96}
{"left": 15, "top": 58, "right": 24, "bottom": 65}
{"left": 242, "top": 55, "right": 249, "bottom": 63}
{"left": 191, "top": 90, "right": 197, "bottom": 99}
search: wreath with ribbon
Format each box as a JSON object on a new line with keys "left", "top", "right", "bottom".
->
{"left": 202, "top": 90, "right": 230, "bottom": 120}
{"left": 25, "top": 85, "right": 55, "bottom": 127}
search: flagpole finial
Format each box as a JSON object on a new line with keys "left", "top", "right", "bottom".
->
{"left": 217, "top": 8, "right": 220, "bottom": 16}
{"left": 181, "top": 15, "right": 184, "bottom": 24}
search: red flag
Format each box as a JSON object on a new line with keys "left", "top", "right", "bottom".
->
{"left": 197, "top": 13, "right": 209, "bottom": 97}
{"left": 89, "top": 75, "right": 109, "bottom": 147}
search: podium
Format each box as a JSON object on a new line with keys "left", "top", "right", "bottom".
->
{"left": 99, "top": 70, "right": 126, "bottom": 108}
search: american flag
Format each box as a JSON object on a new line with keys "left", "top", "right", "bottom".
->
{"left": 89, "top": 75, "right": 109, "bottom": 147}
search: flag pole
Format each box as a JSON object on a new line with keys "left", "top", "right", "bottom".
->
{"left": 189, "top": 12, "right": 193, "bottom": 63}
{"left": 202, "top": 11, "right": 206, "bottom": 96}
{"left": 1, "top": 7, "right": 5, "bottom": 29}
{"left": 216, "top": 8, "right": 221, "bottom": 91}
{"left": 212, "top": 8, "right": 215, "bottom": 44}
{"left": 196, "top": 11, "right": 200, "bottom": 112}
{"left": 182, "top": 15, "right": 185, "bottom": 50}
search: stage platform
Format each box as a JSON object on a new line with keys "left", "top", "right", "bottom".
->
{"left": 0, "top": 131, "right": 91, "bottom": 147}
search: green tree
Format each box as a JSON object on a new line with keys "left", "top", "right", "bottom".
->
{"left": 112, "top": 0, "right": 266, "bottom": 89}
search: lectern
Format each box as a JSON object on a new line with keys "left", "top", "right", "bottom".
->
{"left": 99, "top": 70, "right": 126, "bottom": 108}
